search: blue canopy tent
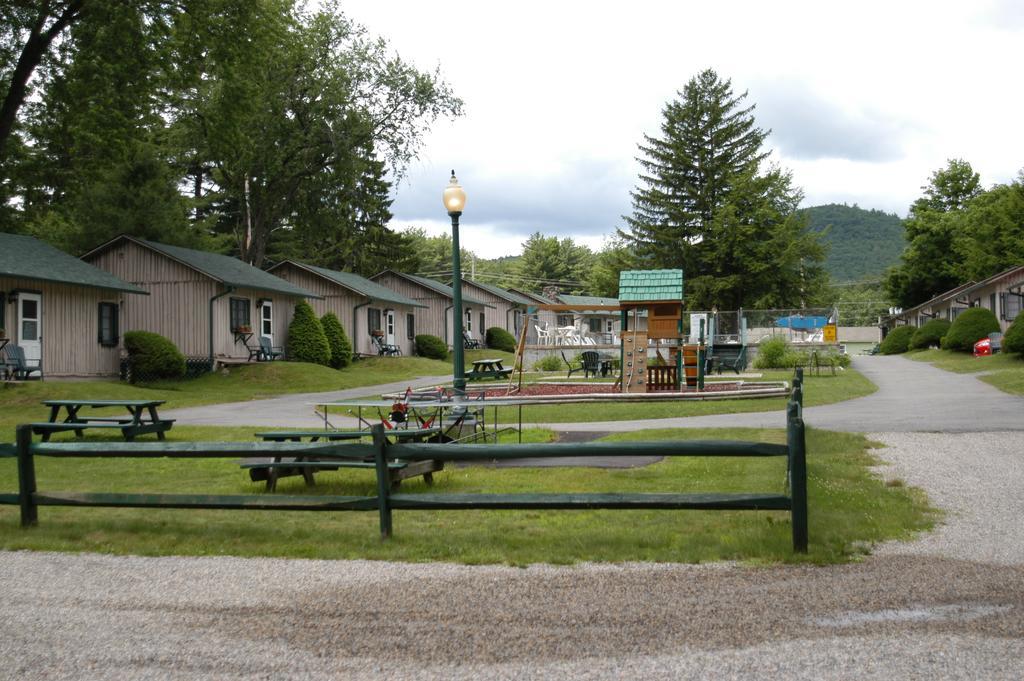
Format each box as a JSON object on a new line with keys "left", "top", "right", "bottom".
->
{"left": 774, "top": 315, "right": 828, "bottom": 330}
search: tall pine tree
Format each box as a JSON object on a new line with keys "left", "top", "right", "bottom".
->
{"left": 619, "top": 69, "right": 824, "bottom": 309}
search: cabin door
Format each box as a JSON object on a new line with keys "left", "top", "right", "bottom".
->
{"left": 259, "top": 300, "right": 273, "bottom": 346}
{"left": 384, "top": 310, "right": 396, "bottom": 346}
{"left": 18, "top": 292, "right": 42, "bottom": 363}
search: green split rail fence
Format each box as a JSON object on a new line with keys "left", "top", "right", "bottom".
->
{"left": 0, "top": 371, "right": 809, "bottom": 552}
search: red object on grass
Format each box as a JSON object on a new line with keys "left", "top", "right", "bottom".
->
{"left": 973, "top": 338, "right": 992, "bottom": 357}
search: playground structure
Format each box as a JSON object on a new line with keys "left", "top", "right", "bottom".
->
{"left": 507, "top": 269, "right": 735, "bottom": 394}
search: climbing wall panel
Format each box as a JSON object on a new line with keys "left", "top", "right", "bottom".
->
{"left": 621, "top": 331, "right": 648, "bottom": 393}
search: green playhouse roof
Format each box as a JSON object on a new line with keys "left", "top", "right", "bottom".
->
{"left": 617, "top": 269, "right": 684, "bottom": 303}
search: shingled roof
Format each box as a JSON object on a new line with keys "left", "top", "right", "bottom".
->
{"left": 0, "top": 233, "right": 146, "bottom": 294}
{"left": 461, "top": 279, "right": 534, "bottom": 306}
{"left": 377, "top": 271, "right": 492, "bottom": 307}
{"left": 617, "top": 269, "right": 684, "bottom": 304}
{"left": 558, "top": 294, "right": 620, "bottom": 307}
{"left": 83, "top": 236, "right": 318, "bottom": 299}
{"left": 269, "top": 261, "right": 425, "bottom": 308}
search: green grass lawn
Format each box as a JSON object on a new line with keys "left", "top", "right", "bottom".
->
{"left": 0, "top": 357, "right": 452, "bottom": 438}
{"left": 906, "top": 348, "right": 1024, "bottom": 395}
{"left": 0, "top": 424, "right": 933, "bottom": 565}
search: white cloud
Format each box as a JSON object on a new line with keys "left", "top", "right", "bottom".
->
{"left": 338, "top": 0, "right": 1023, "bottom": 256}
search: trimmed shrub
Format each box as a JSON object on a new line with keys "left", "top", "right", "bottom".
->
{"left": 879, "top": 326, "right": 915, "bottom": 354}
{"left": 909, "top": 319, "right": 951, "bottom": 350}
{"left": 754, "top": 336, "right": 788, "bottom": 368}
{"left": 533, "top": 354, "right": 563, "bottom": 372}
{"left": 320, "top": 312, "right": 353, "bottom": 369}
{"left": 941, "top": 307, "right": 1001, "bottom": 352}
{"left": 123, "top": 330, "right": 186, "bottom": 380}
{"left": 415, "top": 334, "right": 448, "bottom": 360}
{"left": 485, "top": 326, "right": 516, "bottom": 353}
{"left": 287, "top": 301, "right": 331, "bottom": 366}
{"left": 1004, "top": 314, "right": 1024, "bottom": 354}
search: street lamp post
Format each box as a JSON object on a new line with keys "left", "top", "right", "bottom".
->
{"left": 444, "top": 170, "right": 467, "bottom": 394}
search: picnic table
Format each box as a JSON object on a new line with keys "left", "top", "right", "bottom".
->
{"left": 466, "top": 358, "right": 513, "bottom": 381}
{"left": 30, "top": 399, "right": 174, "bottom": 442}
{"left": 244, "top": 428, "right": 444, "bottom": 491}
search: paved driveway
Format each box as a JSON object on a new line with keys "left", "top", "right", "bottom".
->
{"left": 162, "top": 374, "right": 452, "bottom": 428}
{"left": 164, "top": 356, "right": 1024, "bottom": 433}
{"left": 536, "top": 354, "right": 1024, "bottom": 433}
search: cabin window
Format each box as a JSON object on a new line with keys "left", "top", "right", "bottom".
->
{"left": 1002, "top": 292, "right": 1021, "bottom": 321}
{"left": 229, "top": 297, "right": 251, "bottom": 331}
{"left": 588, "top": 317, "right": 601, "bottom": 333}
{"left": 479, "top": 312, "right": 485, "bottom": 336}
{"left": 407, "top": 313, "right": 415, "bottom": 339}
{"left": 556, "top": 314, "right": 573, "bottom": 327}
{"left": 367, "top": 307, "right": 382, "bottom": 335}
{"left": 465, "top": 309, "right": 472, "bottom": 332}
{"left": 98, "top": 302, "right": 119, "bottom": 347}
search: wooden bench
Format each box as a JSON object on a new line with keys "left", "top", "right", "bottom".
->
{"left": 29, "top": 420, "right": 176, "bottom": 442}
{"left": 245, "top": 428, "right": 443, "bottom": 491}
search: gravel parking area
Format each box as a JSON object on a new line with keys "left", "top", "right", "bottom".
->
{"left": 2, "top": 549, "right": 1022, "bottom": 680}
{"left": 870, "top": 432, "right": 1024, "bottom": 566}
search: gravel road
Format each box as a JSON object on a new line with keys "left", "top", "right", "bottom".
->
{"left": 2, "top": 357, "right": 1023, "bottom": 679}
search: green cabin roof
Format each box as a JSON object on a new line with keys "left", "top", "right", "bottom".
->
{"left": 272, "top": 262, "right": 426, "bottom": 308}
{"left": 461, "top": 279, "right": 534, "bottom": 306}
{"left": 84, "top": 236, "right": 318, "bottom": 299}
{"left": 379, "top": 271, "right": 492, "bottom": 307}
{"left": 617, "top": 269, "right": 684, "bottom": 303}
{"left": 507, "top": 288, "right": 557, "bottom": 305}
{"left": 0, "top": 233, "right": 146, "bottom": 294}
{"left": 558, "top": 294, "right": 620, "bottom": 307}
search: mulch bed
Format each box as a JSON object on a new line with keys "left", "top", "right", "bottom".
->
{"left": 478, "top": 382, "right": 743, "bottom": 398}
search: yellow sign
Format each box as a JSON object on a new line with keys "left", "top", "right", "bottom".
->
{"left": 823, "top": 324, "right": 837, "bottom": 343}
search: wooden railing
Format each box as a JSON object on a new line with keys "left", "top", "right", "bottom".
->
{"left": 1, "top": 375, "right": 809, "bottom": 552}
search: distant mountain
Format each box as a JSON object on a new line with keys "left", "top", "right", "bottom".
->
{"left": 801, "top": 204, "right": 906, "bottom": 283}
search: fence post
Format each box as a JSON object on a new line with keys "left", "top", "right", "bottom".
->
{"left": 16, "top": 425, "right": 38, "bottom": 527}
{"left": 371, "top": 424, "right": 393, "bottom": 539}
{"left": 793, "top": 367, "right": 804, "bottom": 407}
{"left": 787, "top": 402, "right": 808, "bottom": 552}
{"left": 697, "top": 346, "right": 705, "bottom": 391}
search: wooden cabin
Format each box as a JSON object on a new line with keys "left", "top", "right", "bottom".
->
{"left": 0, "top": 233, "right": 147, "bottom": 377}
{"left": 556, "top": 294, "right": 625, "bottom": 342}
{"left": 267, "top": 261, "right": 425, "bottom": 356}
{"left": 960, "top": 265, "right": 1024, "bottom": 332}
{"left": 370, "top": 271, "right": 494, "bottom": 348}
{"left": 507, "top": 288, "right": 559, "bottom": 343}
{"left": 83, "top": 236, "right": 318, "bottom": 363}
{"left": 458, "top": 279, "right": 533, "bottom": 340}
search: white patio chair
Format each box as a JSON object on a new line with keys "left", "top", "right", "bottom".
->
{"left": 534, "top": 324, "right": 552, "bottom": 345}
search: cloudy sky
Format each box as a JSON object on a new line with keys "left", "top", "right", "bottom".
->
{"left": 340, "top": 0, "right": 1024, "bottom": 257}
